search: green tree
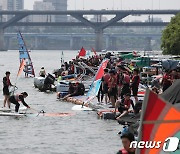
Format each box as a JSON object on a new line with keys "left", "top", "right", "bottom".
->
{"left": 161, "top": 13, "right": 180, "bottom": 55}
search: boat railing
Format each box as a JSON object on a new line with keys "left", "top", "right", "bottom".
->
{"left": 79, "top": 62, "right": 96, "bottom": 75}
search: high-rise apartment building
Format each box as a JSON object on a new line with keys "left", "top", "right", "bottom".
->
{"left": 32, "top": 1, "right": 55, "bottom": 23}
{"left": 43, "top": 0, "right": 67, "bottom": 21}
{"left": 7, "top": 0, "right": 24, "bottom": 10}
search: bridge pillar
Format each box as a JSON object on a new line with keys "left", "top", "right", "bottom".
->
{"left": 95, "top": 29, "right": 103, "bottom": 52}
{"left": 144, "top": 37, "right": 152, "bottom": 51}
{"left": 0, "top": 28, "right": 5, "bottom": 51}
{"left": 71, "top": 37, "right": 81, "bottom": 50}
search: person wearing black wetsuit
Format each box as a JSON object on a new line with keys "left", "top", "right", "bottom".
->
{"left": 9, "top": 92, "right": 30, "bottom": 112}
{"left": 3, "top": 71, "right": 12, "bottom": 108}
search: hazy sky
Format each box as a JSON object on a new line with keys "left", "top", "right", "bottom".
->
{"left": 25, "top": 0, "right": 180, "bottom": 10}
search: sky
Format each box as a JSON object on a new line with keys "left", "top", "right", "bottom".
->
{"left": 24, "top": 0, "right": 180, "bottom": 21}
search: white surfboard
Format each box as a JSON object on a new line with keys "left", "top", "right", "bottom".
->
{"left": 0, "top": 112, "right": 25, "bottom": 117}
{"left": 0, "top": 106, "right": 28, "bottom": 113}
{"left": 0, "top": 108, "right": 11, "bottom": 112}
{"left": 71, "top": 105, "right": 92, "bottom": 111}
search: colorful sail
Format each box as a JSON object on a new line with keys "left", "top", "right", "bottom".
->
{"left": 136, "top": 89, "right": 180, "bottom": 154}
{"left": 85, "top": 59, "right": 109, "bottom": 103}
{"left": 17, "top": 31, "right": 35, "bottom": 77}
{"left": 17, "top": 58, "right": 25, "bottom": 76}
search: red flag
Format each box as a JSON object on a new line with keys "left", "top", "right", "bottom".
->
{"left": 78, "top": 47, "right": 86, "bottom": 57}
{"left": 17, "top": 59, "right": 25, "bottom": 76}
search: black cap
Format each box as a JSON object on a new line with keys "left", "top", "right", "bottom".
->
{"left": 22, "top": 92, "right": 28, "bottom": 96}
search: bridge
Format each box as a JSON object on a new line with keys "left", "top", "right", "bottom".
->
{"left": 4, "top": 32, "right": 161, "bottom": 50}
{"left": 0, "top": 10, "right": 180, "bottom": 51}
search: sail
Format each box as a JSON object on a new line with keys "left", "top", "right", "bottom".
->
{"left": 136, "top": 89, "right": 180, "bottom": 154}
{"left": 85, "top": 59, "right": 109, "bottom": 103}
{"left": 17, "top": 58, "right": 25, "bottom": 77}
{"left": 17, "top": 31, "right": 35, "bottom": 77}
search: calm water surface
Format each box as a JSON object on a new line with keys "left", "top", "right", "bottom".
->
{"left": 0, "top": 50, "right": 122, "bottom": 154}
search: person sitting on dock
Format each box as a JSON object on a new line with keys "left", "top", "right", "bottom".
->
{"left": 8, "top": 92, "right": 30, "bottom": 113}
{"left": 63, "top": 82, "right": 85, "bottom": 100}
{"left": 115, "top": 93, "right": 135, "bottom": 120}
{"left": 39, "top": 67, "right": 46, "bottom": 77}
{"left": 117, "top": 133, "right": 135, "bottom": 154}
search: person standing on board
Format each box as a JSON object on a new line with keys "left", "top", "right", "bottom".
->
{"left": 3, "top": 71, "right": 12, "bottom": 108}
{"left": 39, "top": 67, "right": 46, "bottom": 77}
{"left": 8, "top": 92, "right": 30, "bottom": 112}
{"left": 131, "top": 69, "right": 140, "bottom": 103}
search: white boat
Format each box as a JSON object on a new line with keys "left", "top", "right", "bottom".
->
{"left": 34, "top": 76, "right": 45, "bottom": 88}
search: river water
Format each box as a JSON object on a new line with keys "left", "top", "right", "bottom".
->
{"left": 0, "top": 50, "right": 121, "bottom": 154}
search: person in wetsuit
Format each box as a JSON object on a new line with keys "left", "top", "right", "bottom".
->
{"left": 3, "top": 71, "right": 12, "bottom": 108}
{"left": 115, "top": 93, "right": 134, "bottom": 120}
{"left": 9, "top": 92, "right": 30, "bottom": 112}
{"left": 131, "top": 69, "right": 140, "bottom": 103}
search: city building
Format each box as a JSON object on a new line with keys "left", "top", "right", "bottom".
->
{"left": 32, "top": 1, "right": 55, "bottom": 23}
{"left": 7, "top": 0, "right": 24, "bottom": 10}
{"left": 43, "top": 0, "right": 67, "bottom": 21}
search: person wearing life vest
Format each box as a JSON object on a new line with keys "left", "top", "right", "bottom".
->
{"left": 117, "top": 133, "right": 135, "bottom": 154}
{"left": 101, "top": 68, "right": 110, "bottom": 104}
{"left": 121, "top": 71, "right": 131, "bottom": 99}
{"left": 108, "top": 69, "right": 117, "bottom": 108}
{"left": 115, "top": 93, "right": 134, "bottom": 120}
{"left": 9, "top": 92, "right": 30, "bottom": 112}
{"left": 39, "top": 67, "right": 46, "bottom": 77}
{"left": 131, "top": 69, "right": 140, "bottom": 103}
{"left": 3, "top": 71, "right": 12, "bottom": 108}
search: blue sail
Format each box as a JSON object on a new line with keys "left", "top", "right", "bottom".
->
{"left": 85, "top": 59, "right": 109, "bottom": 103}
{"left": 17, "top": 31, "right": 35, "bottom": 76}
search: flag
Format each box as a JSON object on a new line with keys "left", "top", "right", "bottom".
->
{"left": 92, "top": 48, "right": 97, "bottom": 56}
{"left": 17, "top": 59, "right": 25, "bottom": 76}
{"left": 78, "top": 47, "right": 86, "bottom": 57}
{"left": 136, "top": 89, "right": 180, "bottom": 154}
